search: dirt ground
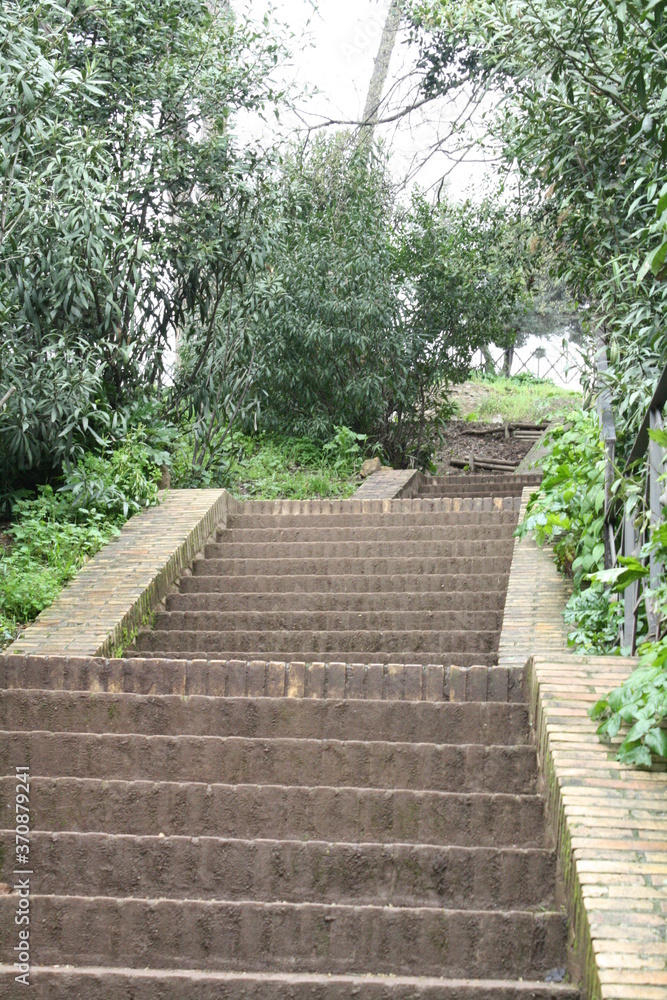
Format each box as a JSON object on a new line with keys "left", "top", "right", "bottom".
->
{"left": 434, "top": 420, "right": 538, "bottom": 475}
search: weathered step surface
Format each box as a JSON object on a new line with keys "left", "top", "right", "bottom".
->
{"left": 179, "top": 572, "right": 511, "bottom": 594}
{"left": 1, "top": 832, "right": 554, "bottom": 908}
{"left": 0, "top": 895, "right": 567, "bottom": 979}
{"left": 166, "top": 589, "right": 509, "bottom": 612}
{"left": 416, "top": 475, "right": 542, "bottom": 500}
{"left": 0, "top": 967, "right": 581, "bottom": 1000}
{"left": 151, "top": 609, "right": 505, "bottom": 633}
{"left": 192, "top": 555, "right": 512, "bottom": 576}
{"left": 238, "top": 496, "right": 523, "bottom": 514}
{"left": 0, "top": 731, "right": 538, "bottom": 792}
{"left": 0, "top": 690, "right": 531, "bottom": 742}
{"left": 134, "top": 628, "right": 500, "bottom": 655}
{"left": 219, "top": 520, "right": 519, "bottom": 542}
{"left": 1, "top": 655, "right": 524, "bottom": 702}
{"left": 203, "top": 539, "right": 515, "bottom": 559}
{"left": 0, "top": 778, "right": 546, "bottom": 844}
{"left": 227, "top": 508, "right": 521, "bottom": 528}
{"left": 125, "top": 648, "right": 500, "bottom": 666}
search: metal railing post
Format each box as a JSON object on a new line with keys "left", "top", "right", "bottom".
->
{"left": 596, "top": 340, "right": 617, "bottom": 570}
{"left": 647, "top": 408, "right": 665, "bottom": 639}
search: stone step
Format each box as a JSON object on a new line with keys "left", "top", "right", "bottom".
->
{"left": 0, "top": 832, "right": 556, "bottom": 909}
{"left": 167, "top": 590, "right": 509, "bottom": 613}
{"left": 134, "top": 628, "right": 500, "bottom": 656}
{"left": 0, "top": 690, "right": 530, "bottom": 743}
{"left": 191, "top": 556, "right": 512, "bottom": 576}
{"left": 152, "top": 609, "right": 505, "bottom": 634}
{"left": 0, "top": 896, "right": 567, "bottom": 980}
{"left": 217, "top": 524, "right": 518, "bottom": 543}
{"left": 227, "top": 510, "right": 521, "bottom": 529}
{"left": 222, "top": 515, "right": 521, "bottom": 538}
{"left": 0, "top": 967, "right": 581, "bottom": 1000}
{"left": 0, "top": 655, "right": 456, "bottom": 701}
{"left": 418, "top": 486, "right": 526, "bottom": 497}
{"left": 426, "top": 476, "right": 541, "bottom": 487}
{"left": 124, "top": 649, "right": 500, "bottom": 667}
{"left": 0, "top": 777, "right": 546, "bottom": 845}
{"left": 238, "top": 497, "right": 522, "bottom": 515}
{"left": 0, "top": 731, "right": 538, "bottom": 792}
{"left": 203, "top": 539, "right": 515, "bottom": 560}
{"left": 178, "top": 572, "right": 510, "bottom": 594}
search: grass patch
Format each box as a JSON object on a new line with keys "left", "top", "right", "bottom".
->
{"left": 453, "top": 373, "right": 582, "bottom": 425}
{"left": 224, "top": 433, "right": 360, "bottom": 500}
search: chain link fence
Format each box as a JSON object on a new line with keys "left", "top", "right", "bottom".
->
{"left": 472, "top": 336, "right": 584, "bottom": 389}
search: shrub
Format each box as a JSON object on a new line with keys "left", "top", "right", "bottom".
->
{"left": 0, "top": 432, "right": 161, "bottom": 648}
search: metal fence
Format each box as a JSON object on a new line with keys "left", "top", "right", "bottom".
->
{"left": 598, "top": 343, "right": 667, "bottom": 650}
{"left": 472, "top": 337, "right": 584, "bottom": 388}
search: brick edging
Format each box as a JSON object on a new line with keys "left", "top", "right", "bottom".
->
{"left": 499, "top": 487, "right": 662, "bottom": 999}
{"left": 497, "top": 486, "right": 572, "bottom": 668}
{"left": 8, "top": 489, "right": 238, "bottom": 657}
{"left": 353, "top": 469, "right": 422, "bottom": 499}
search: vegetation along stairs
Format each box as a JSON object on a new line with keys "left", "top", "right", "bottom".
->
{"left": 0, "top": 469, "right": 579, "bottom": 996}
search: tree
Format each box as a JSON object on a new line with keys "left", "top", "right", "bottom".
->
{"left": 0, "top": 0, "right": 288, "bottom": 493}
{"left": 408, "top": 0, "right": 667, "bottom": 449}
{"left": 250, "top": 134, "right": 532, "bottom": 468}
{"left": 359, "top": 0, "right": 403, "bottom": 150}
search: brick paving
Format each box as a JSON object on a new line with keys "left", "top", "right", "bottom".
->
{"left": 8, "top": 489, "right": 237, "bottom": 657}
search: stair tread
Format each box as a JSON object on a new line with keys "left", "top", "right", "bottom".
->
{"left": 0, "top": 964, "right": 580, "bottom": 996}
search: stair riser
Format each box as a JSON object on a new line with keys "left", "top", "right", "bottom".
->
{"left": 0, "top": 732, "right": 538, "bottom": 793}
{"left": 219, "top": 523, "right": 519, "bottom": 543}
{"left": 0, "top": 969, "right": 581, "bottom": 1000}
{"left": 0, "top": 832, "right": 555, "bottom": 908}
{"left": 227, "top": 512, "right": 521, "bottom": 529}
{"left": 152, "top": 611, "right": 504, "bottom": 633}
{"left": 179, "top": 573, "right": 510, "bottom": 594}
{"left": 0, "top": 656, "right": 454, "bottom": 701}
{"left": 0, "top": 692, "right": 530, "bottom": 743}
{"left": 240, "top": 498, "right": 522, "bottom": 515}
{"left": 134, "top": 629, "right": 499, "bottom": 656}
{"left": 0, "top": 779, "right": 545, "bottom": 846}
{"left": 418, "top": 488, "right": 526, "bottom": 498}
{"left": 0, "top": 896, "right": 566, "bottom": 978}
{"left": 203, "top": 541, "right": 515, "bottom": 560}
{"left": 124, "top": 650, "right": 500, "bottom": 667}
{"left": 425, "top": 480, "right": 542, "bottom": 486}
{"left": 166, "top": 591, "right": 508, "bottom": 613}
{"left": 193, "top": 557, "right": 512, "bottom": 576}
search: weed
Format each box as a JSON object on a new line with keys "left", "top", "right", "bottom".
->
{"left": 455, "top": 374, "right": 581, "bottom": 425}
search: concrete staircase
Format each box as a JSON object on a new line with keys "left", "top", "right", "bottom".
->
{"left": 0, "top": 473, "right": 578, "bottom": 997}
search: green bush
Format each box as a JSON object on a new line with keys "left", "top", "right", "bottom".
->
{"left": 59, "top": 429, "right": 161, "bottom": 520}
{"left": 0, "top": 433, "right": 161, "bottom": 648}
{"left": 590, "top": 522, "right": 667, "bottom": 767}
{"left": 515, "top": 409, "right": 621, "bottom": 652}
{"left": 251, "top": 136, "right": 531, "bottom": 469}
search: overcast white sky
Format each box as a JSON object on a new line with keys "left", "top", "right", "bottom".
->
{"left": 235, "top": 0, "right": 498, "bottom": 200}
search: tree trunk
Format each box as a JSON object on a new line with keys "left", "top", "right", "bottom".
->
{"left": 481, "top": 345, "right": 496, "bottom": 376}
{"left": 358, "top": 0, "right": 402, "bottom": 151}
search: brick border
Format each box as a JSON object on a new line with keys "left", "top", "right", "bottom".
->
{"left": 500, "top": 488, "right": 665, "bottom": 999}
{"left": 528, "top": 656, "right": 665, "bottom": 1000}
{"left": 8, "top": 490, "right": 238, "bottom": 657}
{"left": 498, "top": 486, "right": 573, "bottom": 668}
{"left": 353, "top": 469, "right": 422, "bottom": 499}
